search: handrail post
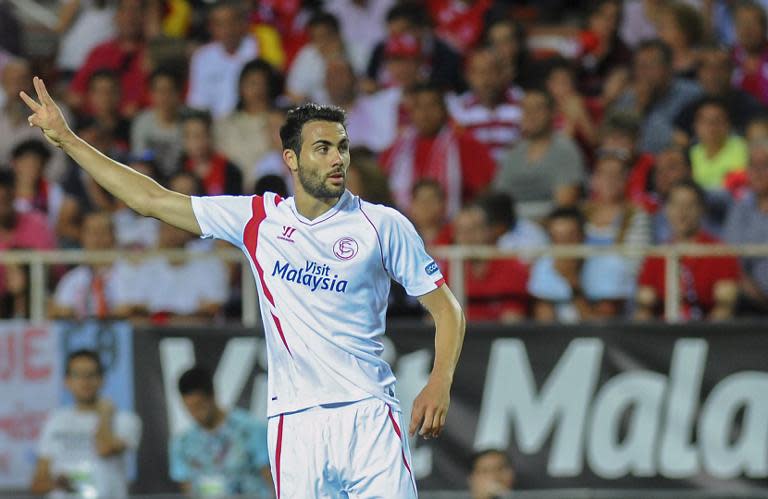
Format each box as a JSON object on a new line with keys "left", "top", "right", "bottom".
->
{"left": 664, "top": 247, "right": 681, "bottom": 322}
{"left": 30, "top": 257, "right": 46, "bottom": 322}
{"left": 241, "top": 260, "right": 259, "bottom": 327}
{"left": 450, "top": 248, "right": 466, "bottom": 311}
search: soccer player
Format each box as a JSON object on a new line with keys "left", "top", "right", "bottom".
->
{"left": 21, "top": 77, "right": 466, "bottom": 498}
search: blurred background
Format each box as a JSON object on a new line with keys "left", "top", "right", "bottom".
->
{"left": 2, "top": 0, "right": 768, "bottom": 497}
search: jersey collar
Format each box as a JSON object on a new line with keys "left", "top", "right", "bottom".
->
{"left": 288, "top": 190, "right": 353, "bottom": 226}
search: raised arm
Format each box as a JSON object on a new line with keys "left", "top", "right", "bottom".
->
{"left": 20, "top": 77, "right": 201, "bottom": 235}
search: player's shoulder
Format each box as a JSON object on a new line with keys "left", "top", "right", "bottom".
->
{"left": 356, "top": 197, "right": 413, "bottom": 231}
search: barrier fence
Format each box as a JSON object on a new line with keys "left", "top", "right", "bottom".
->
{"left": 2, "top": 243, "right": 768, "bottom": 323}
{"left": 3, "top": 321, "right": 768, "bottom": 495}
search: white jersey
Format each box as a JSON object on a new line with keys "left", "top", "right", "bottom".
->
{"left": 191, "top": 190, "right": 444, "bottom": 417}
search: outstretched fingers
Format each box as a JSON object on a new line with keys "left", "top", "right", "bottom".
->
{"left": 33, "top": 76, "right": 54, "bottom": 105}
{"left": 19, "top": 91, "right": 41, "bottom": 112}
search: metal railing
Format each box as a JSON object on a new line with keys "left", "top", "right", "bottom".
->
{"left": 2, "top": 243, "right": 768, "bottom": 323}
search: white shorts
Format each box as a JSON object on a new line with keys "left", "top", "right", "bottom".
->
{"left": 267, "top": 397, "right": 418, "bottom": 498}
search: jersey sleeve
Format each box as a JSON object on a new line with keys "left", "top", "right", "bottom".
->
{"left": 375, "top": 205, "right": 445, "bottom": 297}
{"left": 191, "top": 195, "right": 259, "bottom": 247}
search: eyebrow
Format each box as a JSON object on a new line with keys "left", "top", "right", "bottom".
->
{"left": 312, "top": 138, "right": 349, "bottom": 147}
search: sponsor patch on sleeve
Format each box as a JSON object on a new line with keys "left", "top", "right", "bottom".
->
{"left": 425, "top": 261, "right": 439, "bottom": 275}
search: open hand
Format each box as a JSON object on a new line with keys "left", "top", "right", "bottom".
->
{"left": 409, "top": 375, "right": 451, "bottom": 439}
{"left": 19, "top": 76, "right": 73, "bottom": 148}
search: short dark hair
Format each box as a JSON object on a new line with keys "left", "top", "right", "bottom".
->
{"left": 601, "top": 111, "right": 642, "bottom": 141}
{"left": 308, "top": 11, "right": 340, "bottom": 33}
{"left": 178, "top": 366, "right": 214, "bottom": 397}
{"left": 254, "top": 174, "right": 289, "bottom": 197}
{"left": 693, "top": 96, "right": 732, "bottom": 123}
{"left": 11, "top": 139, "right": 51, "bottom": 163}
{"left": 88, "top": 68, "right": 119, "bottom": 89}
{"left": 547, "top": 205, "right": 585, "bottom": 232}
{"left": 149, "top": 67, "right": 185, "bottom": 91}
{"left": 237, "top": 58, "right": 282, "bottom": 109}
{"left": 477, "top": 192, "right": 516, "bottom": 230}
{"left": 470, "top": 448, "right": 514, "bottom": 470}
{"left": 408, "top": 81, "right": 446, "bottom": 107}
{"left": 666, "top": 2, "right": 704, "bottom": 47}
{"left": 635, "top": 39, "right": 673, "bottom": 66}
{"left": 667, "top": 178, "right": 707, "bottom": 207}
{"left": 0, "top": 170, "right": 15, "bottom": 190}
{"left": 279, "top": 103, "right": 347, "bottom": 155}
{"left": 65, "top": 349, "right": 104, "bottom": 376}
{"left": 181, "top": 108, "right": 213, "bottom": 131}
{"left": 386, "top": 4, "right": 428, "bottom": 27}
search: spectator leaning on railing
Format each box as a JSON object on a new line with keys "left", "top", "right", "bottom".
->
{"left": 636, "top": 180, "right": 740, "bottom": 321}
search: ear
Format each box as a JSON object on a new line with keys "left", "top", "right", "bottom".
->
{"left": 283, "top": 149, "right": 298, "bottom": 175}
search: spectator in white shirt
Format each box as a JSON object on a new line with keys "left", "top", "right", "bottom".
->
{"left": 324, "top": 0, "right": 395, "bottom": 75}
{"left": 30, "top": 349, "right": 142, "bottom": 499}
{"left": 50, "top": 211, "right": 136, "bottom": 319}
{"left": 137, "top": 220, "right": 229, "bottom": 323}
{"left": 325, "top": 57, "right": 399, "bottom": 152}
{"left": 187, "top": 1, "right": 258, "bottom": 118}
{"left": 286, "top": 11, "right": 345, "bottom": 105}
{"left": 55, "top": 0, "right": 116, "bottom": 77}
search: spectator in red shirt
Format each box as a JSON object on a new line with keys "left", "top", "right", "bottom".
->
{"left": 447, "top": 198, "right": 530, "bottom": 323}
{"left": 408, "top": 179, "right": 451, "bottom": 246}
{"left": 381, "top": 82, "right": 495, "bottom": 216}
{"left": 9, "top": 139, "right": 62, "bottom": 226}
{"left": 0, "top": 170, "right": 56, "bottom": 297}
{"left": 179, "top": 110, "right": 242, "bottom": 196}
{"left": 732, "top": 1, "right": 768, "bottom": 106}
{"left": 68, "top": 0, "right": 148, "bottom": 117}
{"left": 601, "top": 112, "right": 657, "bottom": 209}
{"left": 636, "top": 180, "right": 740, "bottom": 321}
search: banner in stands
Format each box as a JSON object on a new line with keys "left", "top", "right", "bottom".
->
{"left": 0, "top": 322, "right": 134, "bottom": 490}
{"left": 131, "top": 322, "right": 768, "bottom": 492}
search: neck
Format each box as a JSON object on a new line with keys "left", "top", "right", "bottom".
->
{"left": 674, "top": 229, "right": 699, "bottom": 242}
{"left": 758, "top": 193, "right": 768, "bottom": 212}
{"left": 294, "top": 189, "right": 342, "bottom": 220}
{"left": 203, "top": 407, "right": 226, "bottom": 430}
{"left": 244, "top": 100, "right": 269, "bottom": 114}
{"left": 75, "top": 400, "right": 98, "bottom": 411}
{"left": 704, "top": 138, "right": 727, "bottom": 157}
{"left": 156, "top": 107, "right": 177, "bottom": 124}
{"left": 478, "top": 91, "right": 502, "bottom": 109}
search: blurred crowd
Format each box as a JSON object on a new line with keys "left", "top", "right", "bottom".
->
{"left": 2, "top": 0, "right": 768, "bottom": 324}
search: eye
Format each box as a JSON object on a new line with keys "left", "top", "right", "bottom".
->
{"left": 317, "top": 146, "right": 328, "bottom": 154}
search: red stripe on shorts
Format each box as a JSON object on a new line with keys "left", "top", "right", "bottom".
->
{"left": 388, "top": 407, "right": 415, "bottom": 491}
{"left": 276, "top": 414, "right": 284, "bottom": 498}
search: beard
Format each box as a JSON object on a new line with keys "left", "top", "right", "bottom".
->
{"left": 297, "top": 159, "right": 345, "bottom": 199}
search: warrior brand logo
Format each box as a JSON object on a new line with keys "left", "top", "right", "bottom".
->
{"left": 272, "top": 260, "right": 349, "bottom": 293}
{"left": 333, "top": 237, "right": 358, "bottom": 260}
{"left": 425, "top": 261, "right": 439, "bottom": 275}
{"left": 278, "top": 226, "right": 297, "bottom": 243}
